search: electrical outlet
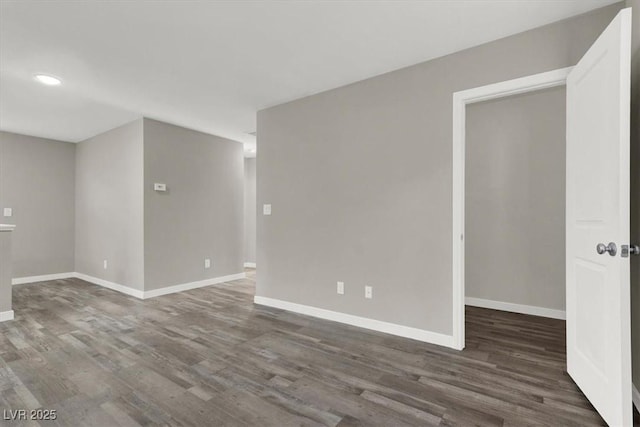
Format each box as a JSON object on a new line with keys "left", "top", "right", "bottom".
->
{"left": 337, "top": 281, "right": 344, "bottom": 295}
{"left": 3, "top": 208, "right": 12, "bottom": 217}
{"left": 263, "top": 204, "right": 272, "bottom": 215}
{"left": 205, "top": 258, "right": 211, "bottom": 269}
{"left": 365, "top": 286, "right": 373, "bottom": 299}
{"left": 103, "top": 260, "right": 108, "bottom": 270}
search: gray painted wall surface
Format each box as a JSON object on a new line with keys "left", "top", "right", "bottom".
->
{"left": 244, "top": 158, "right": 256, "bottom": 264}
{"left": 626, "top": 0, "right": 640, "bottom": 396}
{"left": 0, "top": 132, "right": 75, "bottom": 277}
{"left": 465, "top": 87, "right": 566, "bottom": 311}
{"left": 0, "top": 231, "right": 12, "bottom": 312}
{"left": 143, "top": 119, "right": 244, "bottom": 291}
{"left": 257, "top": 4, "right": 622, "bottom": 334}
{"left": 75, "top": 120, "right": 145, "bottom": 290}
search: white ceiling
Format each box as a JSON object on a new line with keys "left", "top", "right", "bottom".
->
{"left": 0, "top": 0, "right": 619, "bottom": 153}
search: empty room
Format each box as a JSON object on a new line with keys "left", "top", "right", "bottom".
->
{"left": 0, "top": 1, "right": 639, "bottom": 426}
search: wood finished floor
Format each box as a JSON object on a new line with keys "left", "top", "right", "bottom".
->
{"left": 0, "top": 269, "right": 628, "bottom": 426}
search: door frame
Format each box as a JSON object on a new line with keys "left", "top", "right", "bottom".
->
{"left": 451, "top": 67, "right": 573, "bottom": 350}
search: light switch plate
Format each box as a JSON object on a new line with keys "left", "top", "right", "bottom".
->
{"left": 205, "top": 259, "right": 211, "bottom": 269}
{"left": 3, "top": 208, "right": 12, "bottom": 217}
{"left": 263, "top": 204, "right": 272, "bottom": 215}
{"left": 337, "top": 281, "right": 345, "bottom": 295}
{"left": 103, "top": 260, "right": 108, "bottom": 270}
{"left": 365, "top": 286, "right": 373, "bottom": 299}
{"left": 154, "top": 183, "right": 167, "bottom": 192}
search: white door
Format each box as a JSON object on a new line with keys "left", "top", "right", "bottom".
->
{"left": 566, "top": 8, "right": 632, "bottom": 427}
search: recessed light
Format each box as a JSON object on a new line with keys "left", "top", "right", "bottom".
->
{"left": 34, "top": 74, "right": 61, "bottom": 86}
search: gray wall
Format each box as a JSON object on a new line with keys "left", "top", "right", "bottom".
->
{"left": 465, "top": 87, "right": 566, "bottom": 311}
{"left": 244, "top": 158, "right": 256, "bottom": 265}
{"left": 626, "top": 0, "right": 640, "bottom": 397}
{"left": 0, "top": 231, "right": 13, "bottom": 312}
{"left": 257, "top": 4, "right": 622, "bottom": 334}
{"left": 75, "top": 119, "right": 145, "bottom": 290}
{"left": 0, "top": 131, "right": 75, "bottom": 278}
{"left": 143, "top": 119, "right": 244, "bottom": 291}
{"left": 12, "top": 117, "right": 244, "bottom": 293}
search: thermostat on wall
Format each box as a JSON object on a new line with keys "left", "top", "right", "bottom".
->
{"left": 154, "top": 183, "right": 167, "bottom": 192}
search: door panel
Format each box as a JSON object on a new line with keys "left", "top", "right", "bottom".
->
{"left": 566, "top": 8, "right": 632, "bottom": 427}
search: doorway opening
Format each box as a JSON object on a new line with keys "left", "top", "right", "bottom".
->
{"left": 465, "top": 83, "right": 567, "bottom": 318}
{"left": 451, "top": 67, "right": 572, "bottom": 350}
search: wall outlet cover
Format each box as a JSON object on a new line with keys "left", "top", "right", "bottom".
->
{"left": 337, "top": 281, "right": 345, "bottom": 295}
{"left": 3, "top": 208, "right": 12, "bottom": 217}
{"left": 205, "top": 259, "right": 211, "bottom": 269}
{"left": 263, "top": 204, "right": 272, "bottom": 215}
{"left": 365, "top": 286, "right": 373, "bottom": 299}
{"left": 103, "top": 260, "right": 108, "bottom": 269}
{"left": 154, "top": 183, "right": 167, "bottom": 192}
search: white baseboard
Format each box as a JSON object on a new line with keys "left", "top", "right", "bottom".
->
{"left": 253, "top": 296, "right": 455, "bottom": 349}
{"left": 244, "top": 262, "right": 256, "bottom": 268}
{"left": 11, "top": 270, "right": 247, "bottom": 300}
{"left": 74, "top": 273, "right": 145, "bottom": 299}
{"left": 465, "top": 297, "right": 566, "bottom": 320}
{"left": 633, "top": 383, "right": 640, "bottom": 413}
{"left": 143, "top": 273, "right": 246, "bottom": 298}
{"left": 75, "top": 272, "right": 246, "bottom": 299}
{"left": 12, "top": 272, "right": 75, "bottom": 285}
{"left": 0, "top": 310, "right": 14, "bottom": 322}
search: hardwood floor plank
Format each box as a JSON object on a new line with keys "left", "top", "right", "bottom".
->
{"left": 0, "top": 270, "right": 614, "bottom": 426}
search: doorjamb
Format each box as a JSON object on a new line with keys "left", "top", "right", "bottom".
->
{"left": 451, "top": 67, "right": 573, "bottom": 350}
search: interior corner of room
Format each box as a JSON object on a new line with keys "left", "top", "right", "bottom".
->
{"left": 0, "top": 118, "right": 253, "bottom": 298}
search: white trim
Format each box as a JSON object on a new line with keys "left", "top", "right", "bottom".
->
{"left": 465, "top": 297, "right": 566, "bottom": 320}
{"left": 74, "top": 271, "right": 246, "bottom": 299}
{"left": 452, "top": 67, "right": 572, "bottom": 350}
{"left": 254, "top": 296, "right": 455, "bottom": 349}
{"left": 143, "top": 273, "right": 246, "bottom": 298}
{"left": 12, "top": 272, "right": 75, "bottom": 285}
{"left": 0, "top": 310, "right": 14, "bottom": 322}
{"left": 633, "top": 384, "right": 640, "bottom": 413}
{"left": 244, "top": 262, "right": 256, "bottom": 268}
{"left": 74, "top": 273, "right": 145, "bottom": 299}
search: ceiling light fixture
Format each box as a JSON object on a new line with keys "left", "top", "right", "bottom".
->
{"left": 34, "top": 74, "right": 62, "bottom": 86}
